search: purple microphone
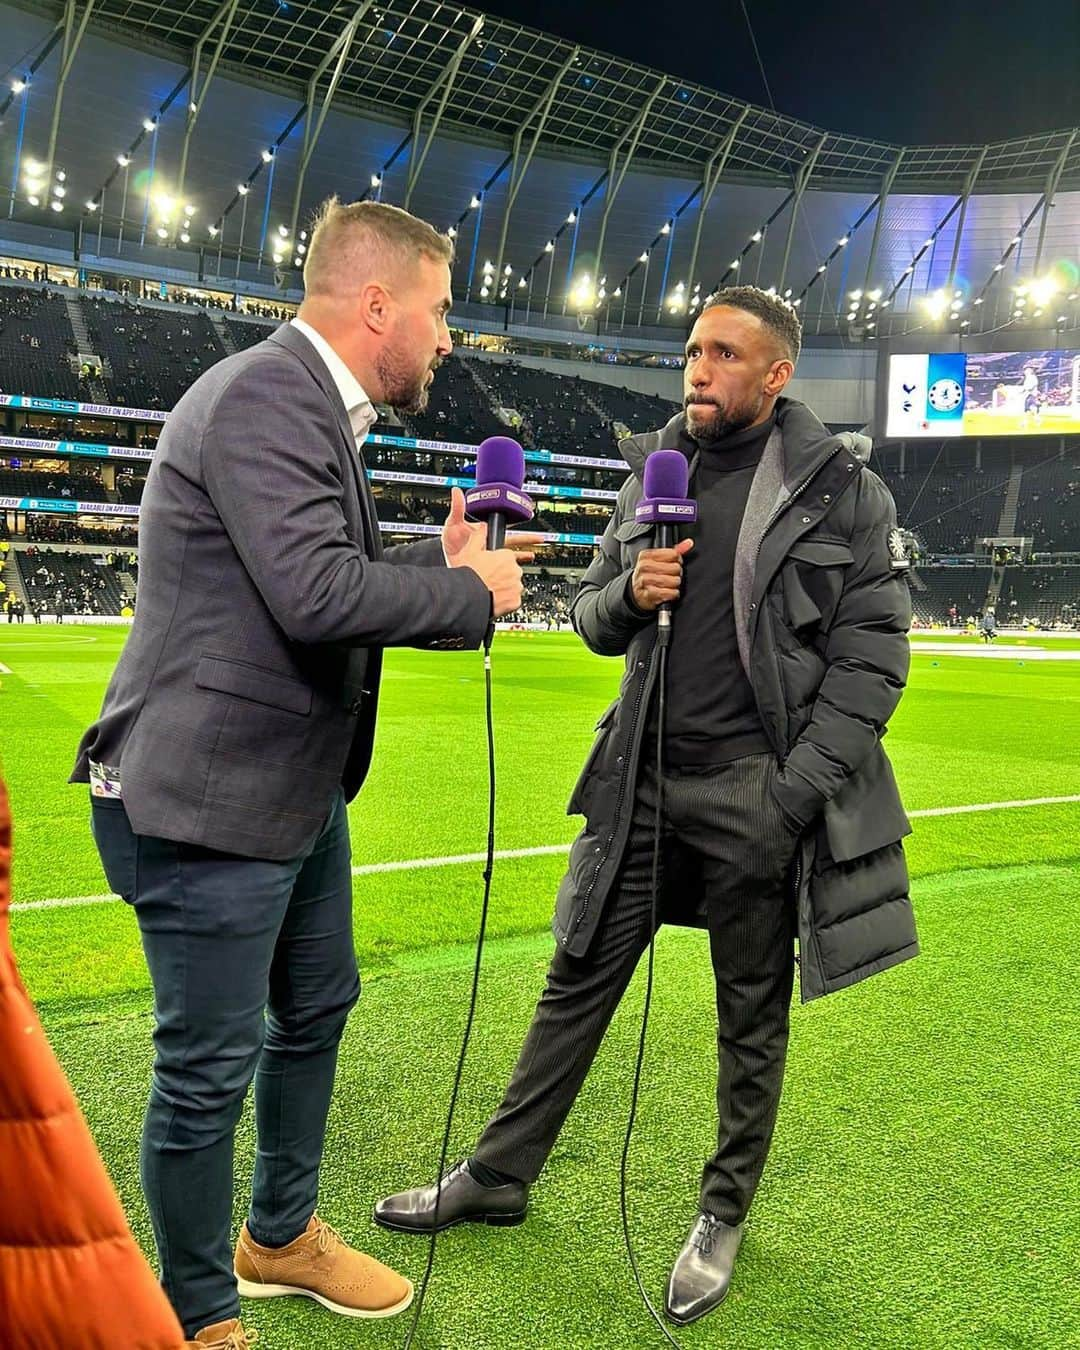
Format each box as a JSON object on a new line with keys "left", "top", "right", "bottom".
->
{"left": 464, "top": 436, "right": 535, "bottom": 549}
{"left": 636, "top": 449, "right": 697, "bottom": 637}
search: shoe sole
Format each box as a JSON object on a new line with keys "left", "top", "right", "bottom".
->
{"left": 372, "top": 1208, "right": 527, "bottom": 1235}
{"left": 235, "top": 1277, "right": 414, "bottom": 1319}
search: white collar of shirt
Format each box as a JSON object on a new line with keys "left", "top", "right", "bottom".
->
{"left": 290, "top": 317, "right": 377, "bottom": 449}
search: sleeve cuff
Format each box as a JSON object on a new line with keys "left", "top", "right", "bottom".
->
{"left": 622, "top": 572, "right": 652, "bottom": 620}
{"left": 771, "top": 764, "right": 827, "bottom": 831}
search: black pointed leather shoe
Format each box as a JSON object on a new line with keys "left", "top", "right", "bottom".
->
{"left": 664, "top": 1212, "right": 744, "bottom": 1325}
{"left": 373, "top": 1161, "right": 529, "bottom": 1234}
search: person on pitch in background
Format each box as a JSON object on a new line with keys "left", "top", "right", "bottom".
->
{"left": 376, "top": 286, "right": 918, "bottom": 1327}
{"left": 70, "top": 197, "right": 535, "bottom": 1348}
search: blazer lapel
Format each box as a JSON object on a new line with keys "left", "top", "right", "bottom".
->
{"left": 267, "top": 325, "right": 384, "bottom": 559}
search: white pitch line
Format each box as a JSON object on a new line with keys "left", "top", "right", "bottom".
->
{"left": 0, "top": 662, "right": 10, "bottom": 674}
{"left": 909, "top": 795, "right": 1080, "bottom": 818}
{"left": 10, "top": 795, "right": 1080, "bottom": 914}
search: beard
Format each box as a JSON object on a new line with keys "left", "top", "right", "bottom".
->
{"left": 376, "top": 341, "right": 439, "bottom": 414}
{"left": 684, "top": 393, "right": 762, "bottom": 441}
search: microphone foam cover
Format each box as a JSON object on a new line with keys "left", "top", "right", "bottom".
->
{"left": 642, "top": 448, "right": 690, "bottom": 501}
{"left": 475, "top": 436, "right": 525, "bottom": 490}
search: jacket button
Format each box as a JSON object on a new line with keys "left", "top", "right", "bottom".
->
{"left": 801, "top": 515, "right": 811, "bottom": 523}
{"left": 749, "top": 602, "right": 756, "bottom": 611}
{"left": 823, "top": 493, "right": 831, "bottom": 502}
{"left": 349, "top": 699, "right": 363, "bottom": 715}
{"left": 847, "top": 463, "right": 855, "bottom": 472}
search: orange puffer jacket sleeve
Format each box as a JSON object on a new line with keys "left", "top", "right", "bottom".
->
{"left": 0, "top": 774, "right": 184, "bottom": 1349}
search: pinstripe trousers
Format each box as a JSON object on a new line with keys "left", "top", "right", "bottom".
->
{"left": 473, "top": 752, "right": 798, "bottom": 1224}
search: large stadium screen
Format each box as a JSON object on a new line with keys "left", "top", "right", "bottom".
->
{"left": 885, "top": 348, "right": 1080, "bottom": 438}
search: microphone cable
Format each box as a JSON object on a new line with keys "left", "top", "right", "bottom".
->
{"left": 618, "top": 626, "right": 686, "bottom": 1349}
{"left": 402, "top": 631, "right": 498, "bottom": 1349}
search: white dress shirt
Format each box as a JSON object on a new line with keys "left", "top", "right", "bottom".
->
{"left": 290, "top": 317, "right": 377, "bottom": 450}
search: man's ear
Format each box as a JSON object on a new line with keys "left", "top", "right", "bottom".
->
{"left": 358, "top": 281, "right": 392, "bottom": 334}
{"left": 765, "top": 359, "right": 794, "bottom": 397}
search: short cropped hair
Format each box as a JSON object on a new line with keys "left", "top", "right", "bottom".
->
{"left": 699, "top": 285, "right": 802, "bottom": 364}
{"left": 302, "top": 196, "right": 454, "bottom": 297}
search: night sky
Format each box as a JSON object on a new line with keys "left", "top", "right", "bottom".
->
{"left": 467, "top": 0, "right": 1080, "bottom": 146}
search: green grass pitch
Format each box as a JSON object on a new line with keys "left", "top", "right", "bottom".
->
{"left": 1, "top": 625, "right": 1077, "bottom": 1349}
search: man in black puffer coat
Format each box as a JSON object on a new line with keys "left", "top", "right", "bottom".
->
{"left": 376, "top": 287, "right": 917, "bottom": 1327}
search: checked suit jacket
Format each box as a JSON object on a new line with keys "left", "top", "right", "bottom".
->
{"left": 72, "top": 323, "right": 491, "bottom": 860}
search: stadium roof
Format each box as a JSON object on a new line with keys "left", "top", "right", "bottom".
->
{"left": 12, "top": 0, "right": 1080, "bottom": 193}
{"left": 1, "top": 0, "right": 1078, "bottom": 331}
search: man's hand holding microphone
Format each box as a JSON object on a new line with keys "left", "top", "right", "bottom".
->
{"left": 442, "top": 486, "right": 535, "bottom": 616}
{"left": 630, "top": 537, "right": 694, "bottom": 612}
{"left": 630, "top": 448, "right": 697, "bottom": 629}
{"left": 441, "top": 437, "right": 543, "bottom": 619}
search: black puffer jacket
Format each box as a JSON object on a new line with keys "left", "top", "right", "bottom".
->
{"left": 552, "top": 398, "right": 918, "bottom": 1002}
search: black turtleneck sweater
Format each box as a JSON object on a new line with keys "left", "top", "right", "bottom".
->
{"left": 644, "top": 414, "right": 776, "bottom": 767}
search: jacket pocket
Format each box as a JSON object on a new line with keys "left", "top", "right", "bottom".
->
{"left": 787, "top": 539, "right": 855, "bottom": 567}
{"left": 782, "top": 539, "right": 854, "bottom": 634}
{"left": 194, "top": 655, "right": 312, "bottom": 716}
{"left": 567, "top": 700, "right": 618, "bottom": 816}
{"left": 613, "top": 519, "right": 654, "bottom": 567}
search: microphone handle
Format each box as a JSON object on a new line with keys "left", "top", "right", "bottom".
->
{"left": 655, "top": 523, "right": 678, "bottom": 550}
{"left": 655, "top": 522, "right": 679, "bottom": 635}
{"left": 486, "top": 514, "right": 507, "bottom": 550}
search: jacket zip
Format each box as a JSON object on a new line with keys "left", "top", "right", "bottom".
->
{"left": 755, "top": 446, "right": 847, "bottom": 993}
{"left": 748, "top": 445, "right": 846, "bottom": 742}
{"left": 753, "top": 445, "right": 845, "bottom": 596}
{"left": 571, "top": 636, "right": 656, "bottom": 942}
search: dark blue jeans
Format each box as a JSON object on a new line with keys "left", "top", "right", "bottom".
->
{"left": 90, "top": 791, "right": 359, "bottom": 1336}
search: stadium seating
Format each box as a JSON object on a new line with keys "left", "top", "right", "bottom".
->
{"left": 79, "top": 297, "right": 228, "bottom": 409}
{"left": 24, "top": 516, "right": 139, "bottom": 547}
{"left": 1014, "top": 452, "right": 1080, "bottom": 551}
{"left": 0, "top": 467, "right": 106, "bottom": 501}
{"left": 996, "top": 566, "right": 1080, "bottom": 626}
{"left": 405, "top": 354, "right": 496, "bottom": 445}
{"left": 0, "top": 285, "right": 79, "bottom": 398}
{"left": 15, "top": 548, "right": 131, "bottom": 615}
{"left": 517, "top": 570, "right": 580, "bottom": 626}
{"left": 115, "top": 471, "right": 147, "bottom": 505}
{"left": 224, "top": 317, "right": 277, "bottom": 352}
{"left": 909, "top": 567, "right": 992, "bottom": 626}
{"left": 884, "top": 463, "right": 1008, "bottom": 554}
{"left": 587, "top": 381, "right": 679, "bottom": 435}
{"left": 470, "top": 359, "right": 615, "bottom": 456}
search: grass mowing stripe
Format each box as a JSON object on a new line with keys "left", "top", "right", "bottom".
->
{"left": 11, "top": 796, "right": 1080, "bottom": 913}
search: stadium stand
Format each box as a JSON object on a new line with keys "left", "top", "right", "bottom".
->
{"left": 24, "top": 516, "right": 139, "bottom": 547}
{"left": 518, "top": 570, "right": 580, "bottom": 627}
{"left": 224, "top": 316, "right": 277, "bottom": 352}
{"left": 996, "top": 566, "right": 1080, "bottom": 627}
{"left": 0, "top": 284, "right": 1075, "bottom": 632}
{"left": 405, "top": 354, "right": 498, "bottom": 445}
{"left": 909, "top": 567, "right": 993, "bottom": 626}
{"left": 538, "top": 509, "right": 610, "bottom": 535}
{"left": 15, "top": 548, "right": 131, "bottom": 616}
{"left": 0, "top": 466, "right": 107, "bottom": 501}
{"left": 587, "top": 382, "right": 680, "bottom": 436}
{"left": 886, "top": 462, "right": 1009, "bottom": 554}
{"left": 114, "top": 470, "right": 148, "bottom": 505}
{"left": 79, "top": 296, "right": 229, "bottom": 409}
{"left": 1014, "top": 452, "right": 1080, "bottom": 551}
{"left": 470, "top": 358, "right": 616, "bottom": 456}
{"left": 0, "top": 285, "right": 79, "bottom": 399}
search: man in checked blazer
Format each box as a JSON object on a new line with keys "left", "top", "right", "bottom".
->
{"left": 71, "top": 198, "right": 530, "bottom": 1348}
